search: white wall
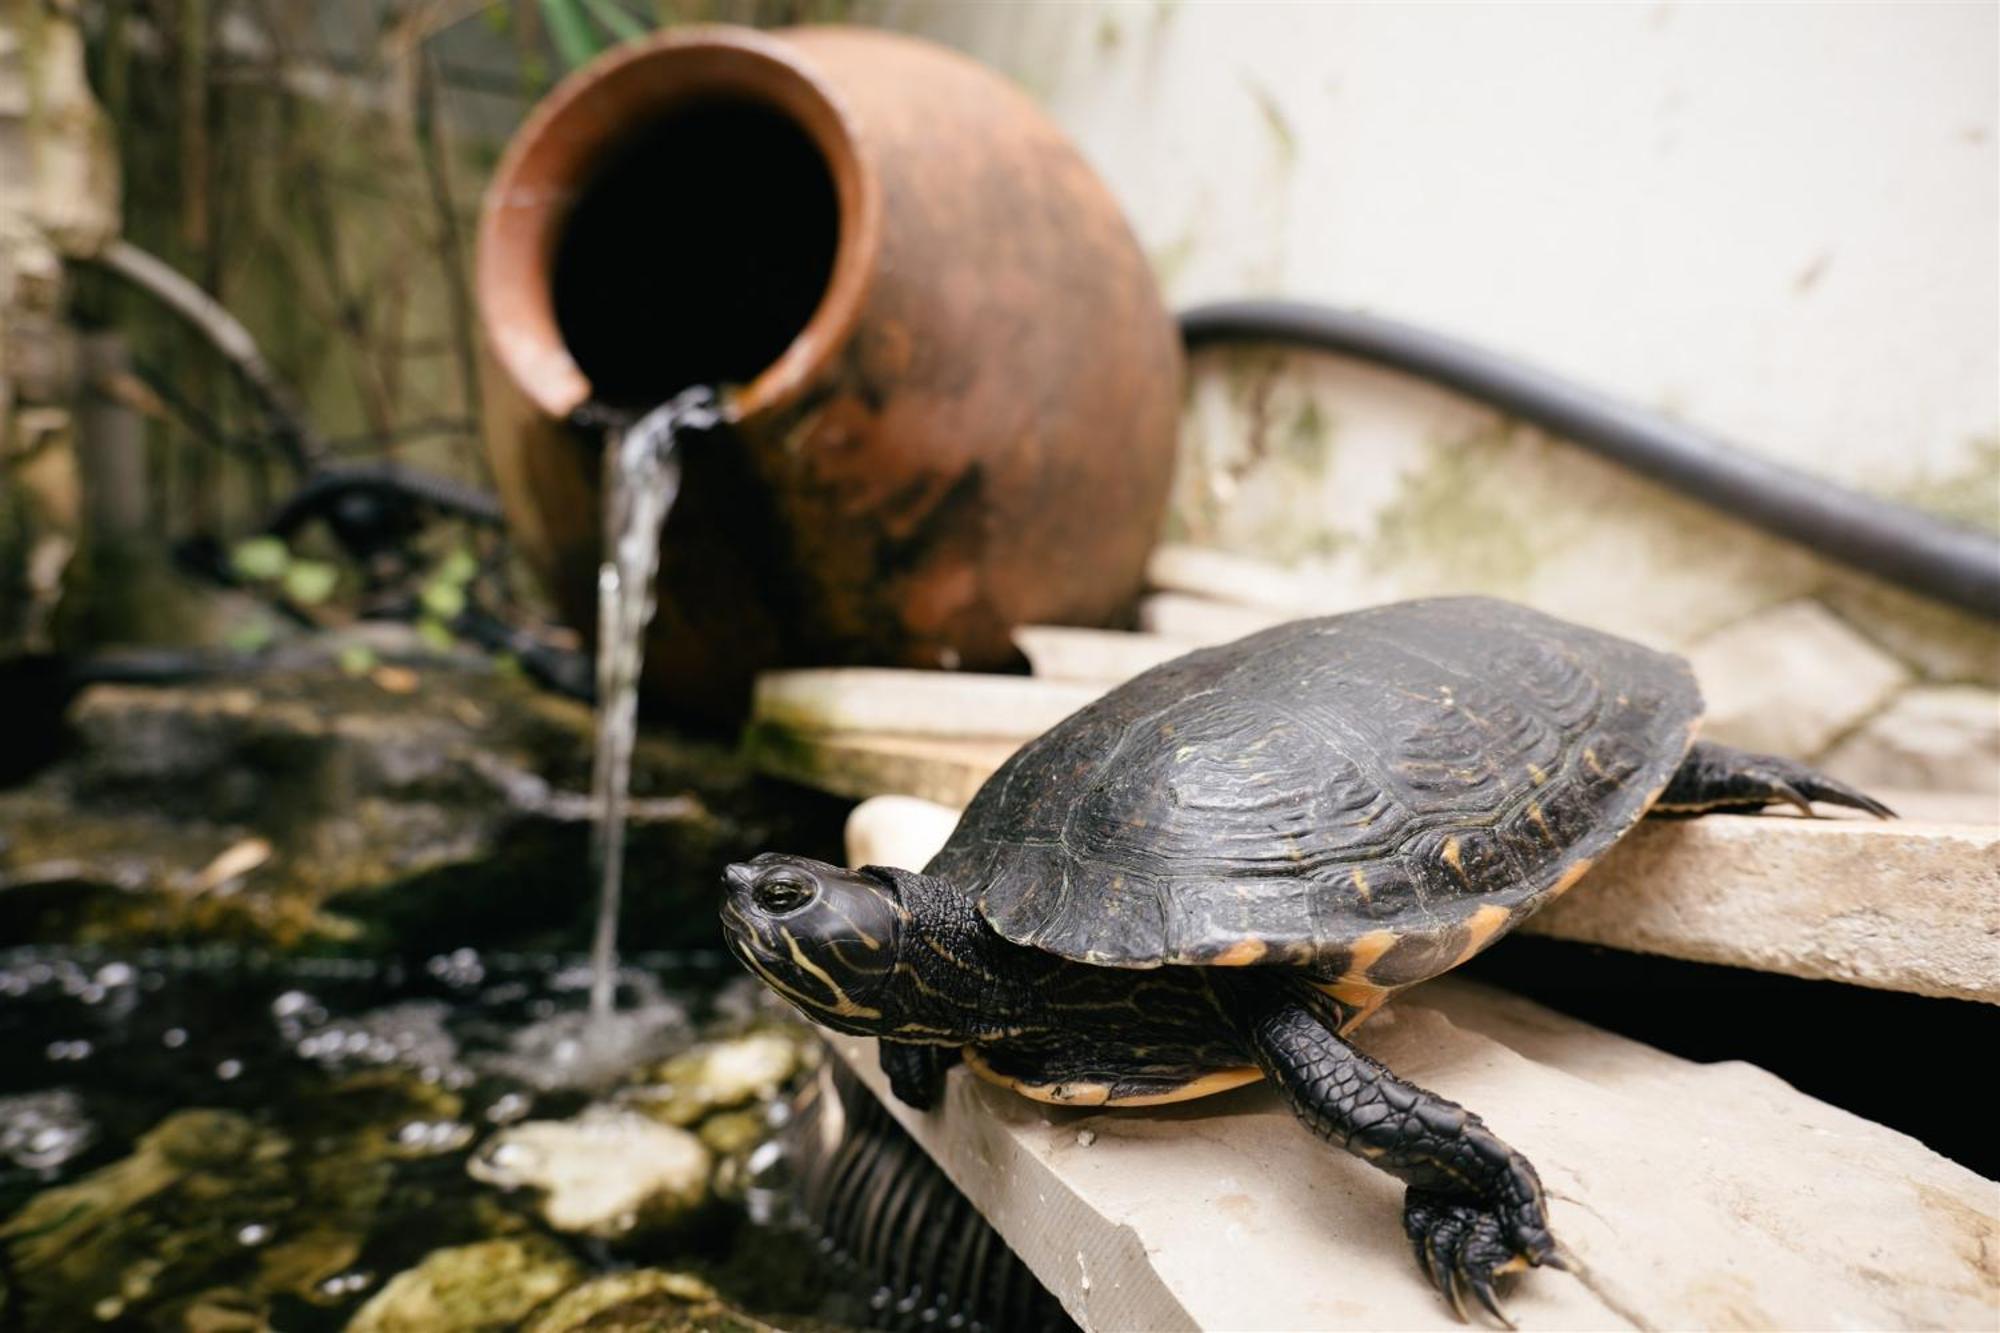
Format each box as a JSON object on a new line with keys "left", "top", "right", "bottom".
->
{"left": 878, "top": 1, "right": 1998, "bottom": 672}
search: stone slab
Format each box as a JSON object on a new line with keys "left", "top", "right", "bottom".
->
{"left": 751, "top": 669, "right": 1105, "bottom": 740}
{"left": 1146, "top": 543, "right": 1366, "bottom": 617}
{"left": 843, "top": 795, "right": 968, "bottom": 871}
{"left": 1822, "top": 685, "right": 2000, "bottom": 800}
{"left": 1685, "top": 599, "right": 1913, "bottom": 759}
{"left": 1525, "top": 804, "right": 2000, "bottom": 1002}
{"left": 1011, "top": 625, "right": 1203, "bottom": 685}
{"left": 1138, "top": 592, "right": 1291, "bottom": 644}
{"left": 743, "top": 729, "right": 1018, "bottom": 808}
{"left": 837, "top": 802, "right": 2000, "bottom": 1333}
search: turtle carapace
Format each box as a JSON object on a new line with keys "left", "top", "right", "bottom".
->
{"left": 721, "top": 597, "right": 1890, "bottom": 1322}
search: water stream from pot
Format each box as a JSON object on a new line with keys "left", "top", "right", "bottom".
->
{"left": 548, "top": 97, "right": 839, "bottom": 1026}
{"left": 585, "top": 387, "right": 723, "bottom": 1021}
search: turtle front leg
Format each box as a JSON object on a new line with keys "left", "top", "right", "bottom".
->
{"left": 1654, "top": 739, "right": 1893, "bottom": 818}
{"left": 878, "top": 1040, "right": 961, "bottom": 1110}
{"left": 1227, "top": 989, "right": 1559, "bottom": 1324}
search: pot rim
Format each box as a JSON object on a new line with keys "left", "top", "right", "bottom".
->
{"left": 475, "top": 24, "right": 882, "bottom": 423}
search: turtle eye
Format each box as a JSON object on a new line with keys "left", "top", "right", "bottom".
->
{"left": 753, "top": 875, "right": 815, "bottom": 915}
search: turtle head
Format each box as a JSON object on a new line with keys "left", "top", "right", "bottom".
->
{"left": 719, "top": 853, "right": 909, "bottom": 1036}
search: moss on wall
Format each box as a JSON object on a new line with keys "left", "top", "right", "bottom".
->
{"left": 1888, "top": 436, "right": 2000, "bottom": 536}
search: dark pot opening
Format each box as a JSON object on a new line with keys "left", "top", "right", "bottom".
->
{"left": 551, "top": 100, "right": 841, "bottom": 413}
{"left": 478, "top": 29, "right": 880, "bottom": 422}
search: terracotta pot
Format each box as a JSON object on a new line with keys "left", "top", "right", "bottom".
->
{"left": 477, "top": 25, "right": 1181, "bottom": 725}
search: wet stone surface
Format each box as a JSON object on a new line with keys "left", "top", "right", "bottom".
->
{"left": 0, "top": 659, "right": 847, "bottom": 953}
{"left": 519, "top": 1268, "right": 775, "bottom": 1333}
{"left": 0, "top": 946, "right": 867, "bottom": 1332}
{"left": 468, "top": 1108, "right": 713, "bottom": 1239}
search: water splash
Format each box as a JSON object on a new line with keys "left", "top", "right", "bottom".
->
{"left": 477, "top": 968, "right": 690, "bottom": 1093}
{"left": 587, "top": 387, "right": 724, "bottom": 1022}
{"left": 0, "top": 1090, "right": 94, "bottom": 1172}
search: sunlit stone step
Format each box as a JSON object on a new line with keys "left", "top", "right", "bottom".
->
{"left": 1522, "top": 798, "right": 1999, "bottom": 1002}
{"left": 743, "top": 729, "right": 1018, "bottom": 808}
{"left": 1010, "top": 624, "right": 1202, "bottom": 685}
{"left": 751, "top": 668, "right": 1105, "bottom": 740}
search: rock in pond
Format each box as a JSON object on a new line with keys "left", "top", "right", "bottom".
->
{"left": 630, "top": 1030, "right": 806, "bottom": 1127}
{"left": 468, "top": 1108, "right": 711, "bottom": 1238}
{"left": 0, "top": 1059, "right": 525, "bottom": 1330}
{"left": 523, "top": 1269, "right": 774, "bottom": 1333}
{"left": 0, "top": 1109, "right": 295, "bottom": 1322}
{"left": 347, "top": 1236, "right": 584, "bottom": 1333}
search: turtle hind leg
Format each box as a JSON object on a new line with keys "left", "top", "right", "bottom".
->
{"left": 1654, "top": 739, "right": 1894, "bottom": 819}
{"left": 1218, "top": 979, "right": 1559, "bottom": 1325}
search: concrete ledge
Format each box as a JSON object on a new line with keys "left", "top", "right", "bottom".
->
{"left": 1526, "top": 810, "right": 2000, "bottom": 1001}
{"left": 838, "top": 804, "right": 2000, "bottom": 1333}
{"left": 1012, "top": 625, "right": 1203, "bottom": 685}
{"left": 752, "top": 669, "right": 1105, "bottom": 739}
{"left": 743, "top": 729, "right": 1017, "bottom": 807}
{"left": 1139, "top": 591, "right": 1291, "bottom": 643}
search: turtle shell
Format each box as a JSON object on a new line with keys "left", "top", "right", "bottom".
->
{"left": 925, "top": 597, "right": 1701, "bottom": 982}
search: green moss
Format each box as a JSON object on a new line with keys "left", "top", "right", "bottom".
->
{"left": 524, "top": 1271, "right": 738, "bottom": 1333}
{"left": 1366, "top": 426, "right": 1547, "bottom": 595}
{"left": 2, "top": 1070, "right": 504, "bottom": 1332}
{"left": 1888, "top": 436, "right": 2000, "bottom": 534}
{"left": 349, "top": 1237, "right": 584, "bottom": 1333}
{"left": 1221, "top": 347, "right": 1285, "bottom": 410}
{"left": 737, "top": 720, "right": 884, "bottom": 803}
{"left": 1241, "top": 77, "right": 1297, "bottom": 167}
{"left": 1148, "top": 230, "right": 1200, "bottom": 295}
{"left": 1281, "top": 397, "right": 1333, "bottom": 473}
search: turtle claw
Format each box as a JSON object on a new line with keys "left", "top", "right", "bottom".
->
{"left": 1766, "top": 778, "right": 1817, "bottom": 818}
{"left": 1441, "top": 1267, "right": 1470, "bottom": 1322}
{"left": 1405, "top": 1188, "right": 1556, "bottom": 1326}
{"left": 1467, "top": 1271, "right": 1513, "bottom": 1330}
{"left": 1755, "top": 763, "right": 1895, "bottom": 820}
{"left": 1441, "top": 1247, "right": 1471, "bottom": 1322}
{"left": 1420, "top": 1230, "right": 1464, "bottom": 1319}
{"left": 1664, "top": 744, "right": 1897, "bottom": 820}
{"left": 1791, "top": 771, "right": 1895, "bottom": 820}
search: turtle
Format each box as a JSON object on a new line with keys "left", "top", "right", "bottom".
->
{"left": 720, "top": 596, "right": 1890, "bottom": 1322}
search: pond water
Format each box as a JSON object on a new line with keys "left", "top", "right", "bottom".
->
{"left": 0, "top": 365, "right": 1047, "bottom": 1328}
{"left": 0, "top": 944, "right": 869, "bottom": 1330}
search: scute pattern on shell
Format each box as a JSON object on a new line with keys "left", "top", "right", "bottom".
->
{"left": 926, "top": 598, "right": 1701, "bottom": 975}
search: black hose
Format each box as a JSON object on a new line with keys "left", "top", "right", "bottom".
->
{"left": 1180, "top": 300, "right": 2000, "bottom": 621}
{"left": 264, "top": 462, "right": 507, "bottom": 539}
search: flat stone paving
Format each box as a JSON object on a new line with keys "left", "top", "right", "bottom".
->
{"left": 1524, "top": 801, "right": 2000, "bottom": 1002}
